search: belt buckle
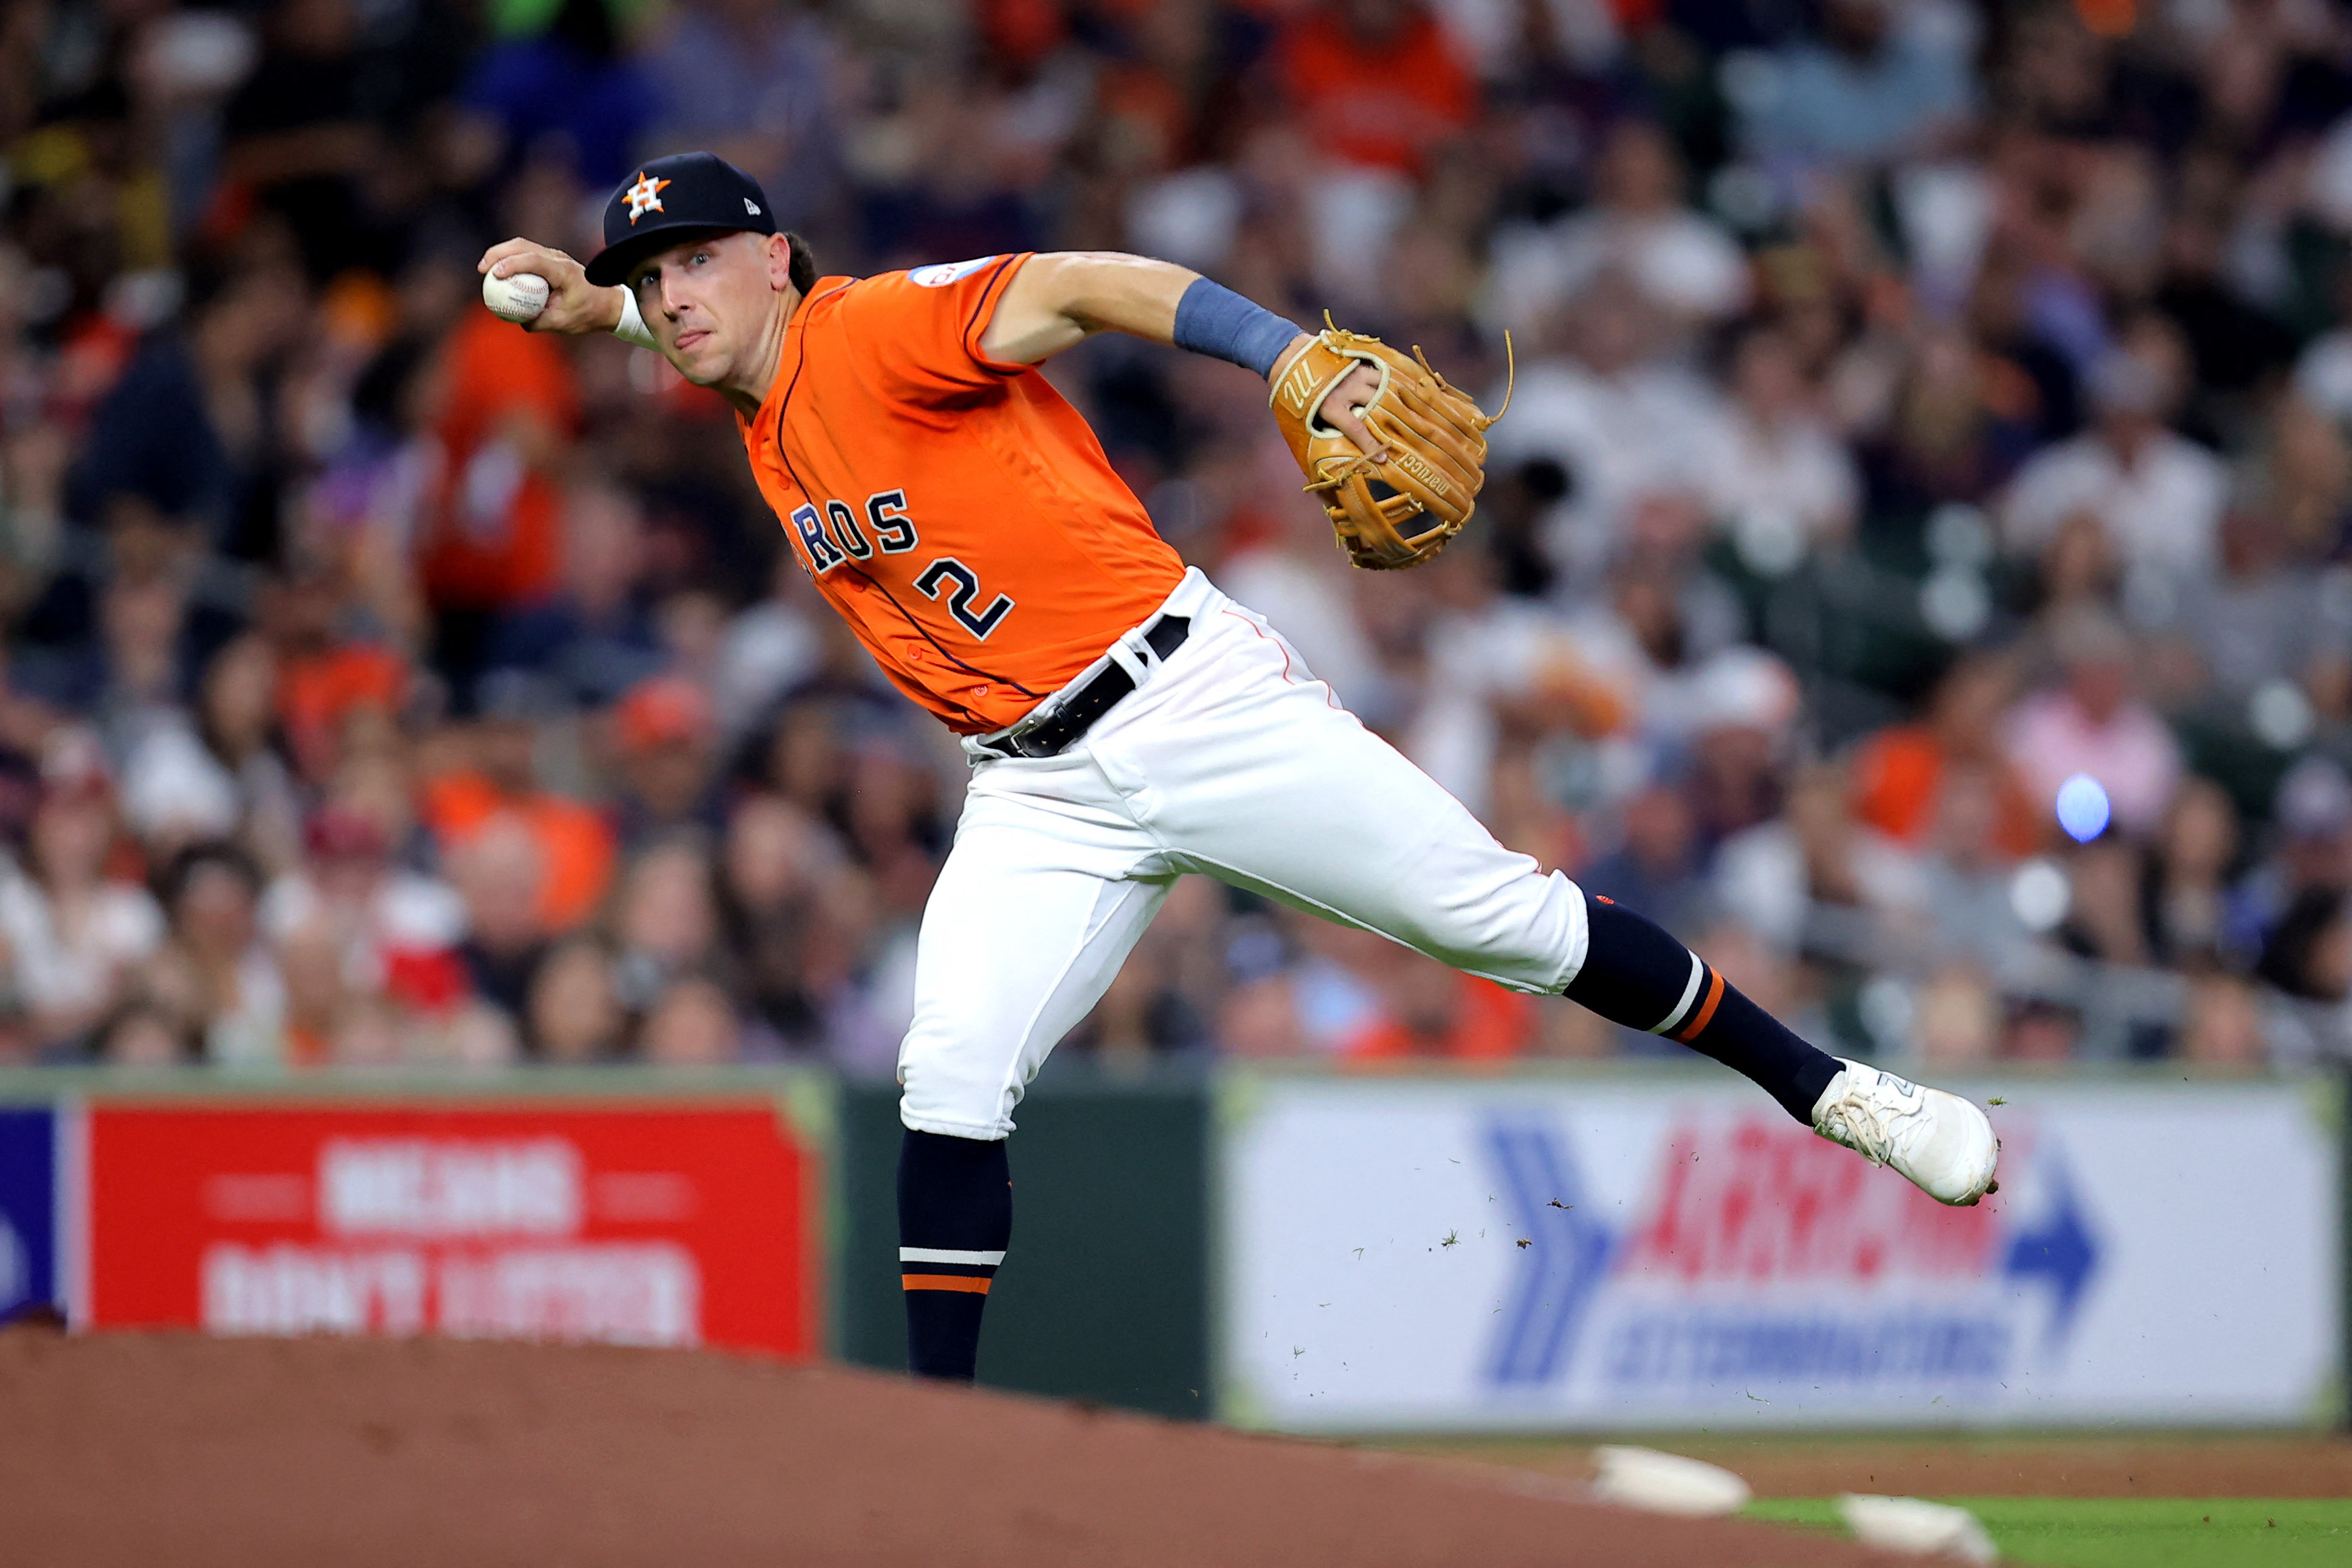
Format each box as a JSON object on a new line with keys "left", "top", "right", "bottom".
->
{"left": 1006, "top": 723, "right": 1061, "bottom": 760}
{"left": 982, "top": 701, "right": 1060, "bottom": 760}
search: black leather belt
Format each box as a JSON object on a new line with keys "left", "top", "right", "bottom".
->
{"left": 976, "top": 614, "right": 1190, "bottom": 760}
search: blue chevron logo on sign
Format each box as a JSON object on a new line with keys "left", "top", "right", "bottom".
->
{"left": 0, "top": 1108, "right": 57, "bottom": 1325}
{"left": 2000, "top": 1146, "right": 2101, "bottom": 1350}
{"left": 1482, "top": 1119, "right": 1617, "bottom": 1387}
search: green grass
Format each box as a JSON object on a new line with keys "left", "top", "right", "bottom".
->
{"left": 1745, "top": 1498, "right": 2352, "bottom": 1567}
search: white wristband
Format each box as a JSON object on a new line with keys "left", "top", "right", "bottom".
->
{"left": 612, "top": 287, "right": 658, "bottom": 351}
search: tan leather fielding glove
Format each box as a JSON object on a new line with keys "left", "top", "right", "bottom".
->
{"left": 1268, "top": 322, "right": 1509, "bottom": 569}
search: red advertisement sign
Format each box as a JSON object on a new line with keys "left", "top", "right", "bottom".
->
{"left": 86, "top": 1101, "right": 818, "bottom": 1356}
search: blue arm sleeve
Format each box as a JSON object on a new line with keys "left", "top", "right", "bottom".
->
{"left": 1171, "top": 277, "right": 1302, "bottom": 379}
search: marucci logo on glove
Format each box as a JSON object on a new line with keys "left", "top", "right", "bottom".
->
{"left": 1386, "top": 445, "right": 1450, "bottom": 498}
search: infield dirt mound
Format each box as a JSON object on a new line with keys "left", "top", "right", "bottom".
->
{"left": 0, "top": 1327, "right": 1898, "bottom": 1568}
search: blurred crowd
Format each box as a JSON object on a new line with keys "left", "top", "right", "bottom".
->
{"left": 9, "top": 0, "right": 2352, "bottom": 1074}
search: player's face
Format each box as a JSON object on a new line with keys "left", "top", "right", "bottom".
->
{"left": 627, "top": 232, "right": 788, "bottom": 390}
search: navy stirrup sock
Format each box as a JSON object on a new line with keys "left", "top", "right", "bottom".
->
{"left": 897, "top": 1129, "right": 1012, "bottom": 1381}
{"left": 1564, "top": 894, "right": 1840, "bottom": 1123}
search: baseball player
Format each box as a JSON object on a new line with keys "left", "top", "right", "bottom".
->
{"left": 483, "top": 153, "right": 1998, "bottom": 1383}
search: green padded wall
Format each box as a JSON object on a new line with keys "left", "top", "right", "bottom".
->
{"left": 832, "top": 1065, "right": 1212, "bottom": 1419}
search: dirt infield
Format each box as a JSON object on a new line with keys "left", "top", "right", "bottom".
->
{"left": 0, "top": 1327, "right": 1902, "bottom": 1568}
{"left": 1392, "top": 1432, "right": 2352, "bottom": 1499}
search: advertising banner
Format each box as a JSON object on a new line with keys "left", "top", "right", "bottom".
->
{"left": 86, "top": 1102, "right": 816, "bottom": 1355}
{"left": 1221, "top": 1074, "right": 2339, "bottom": 1430}
{"left": 0, "top": 1107, "right": 58, "bottom": 1324}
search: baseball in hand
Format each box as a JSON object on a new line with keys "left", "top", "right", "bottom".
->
{"left": 482, "top": 269, "right": 551, "bottom": 324}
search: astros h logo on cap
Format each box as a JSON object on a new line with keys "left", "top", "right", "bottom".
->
{"left": 624, "top": 171, "right": 671, "bottom": 225}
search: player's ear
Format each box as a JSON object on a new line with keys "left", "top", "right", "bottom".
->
{"left": 766, "top": 233, "right": 796, "bottom": 294}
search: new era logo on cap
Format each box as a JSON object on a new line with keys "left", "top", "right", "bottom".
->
{"left": 586, "top": 152, "right": 779, "bottom": 286}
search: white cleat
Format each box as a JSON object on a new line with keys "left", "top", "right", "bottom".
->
{"left": 1810, "top": 1058, "right": 1999, "bottom": 1206}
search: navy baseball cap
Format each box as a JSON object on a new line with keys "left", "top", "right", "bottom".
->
{"left": 584, "top": 152, "right": 777, "bottom": 286}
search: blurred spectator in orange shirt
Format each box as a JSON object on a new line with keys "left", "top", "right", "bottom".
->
{"left": 1340, "top": 955, "right": 1534, "bottom": 1059}
{"left": 420, "top": 309, "right": 580, "bottom": 687}
{"left": 266, "top": 568, "right": 410, "bottom": 788}
{"left": 1278, "top": 0, "right": 1475, "bottom": 177}
{"left": 421, "top": 672, "right": 615, "bottom": 934}
{"left": 1850, "top": 653, "right": 2041, "bottom": 858}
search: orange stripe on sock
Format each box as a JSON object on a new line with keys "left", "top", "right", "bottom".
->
{"left": 1675, "top": 969, "right": 1726, "bottom": 1042}
{"left": 902, "top": 1273, "right": 991, "bottom": 1294}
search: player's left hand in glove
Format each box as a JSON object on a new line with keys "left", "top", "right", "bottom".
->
{"left": 1267, "top": 320, "right": 1511, "bottom": 570}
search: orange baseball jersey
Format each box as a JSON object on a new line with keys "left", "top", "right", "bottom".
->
{"left": 737, "top": 253, "right": 1186, "bottom": 734}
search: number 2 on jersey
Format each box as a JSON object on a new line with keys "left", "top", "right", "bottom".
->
{"left": 916, "top": 558, "right": 1015, "bottom": 640}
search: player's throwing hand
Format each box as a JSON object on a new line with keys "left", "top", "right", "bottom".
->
{"left": 477, "top": 239, "right": 622, "bottom": 335}
{"left": 1272, "top": 334, "right": 1388, "bottom": 465}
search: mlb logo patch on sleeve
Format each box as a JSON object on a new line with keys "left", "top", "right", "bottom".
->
{"left": 909, "top": 257, "right": 999, "bottom": 287}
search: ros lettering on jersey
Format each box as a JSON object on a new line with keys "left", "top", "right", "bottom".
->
{"left": 788, "top": 488, "right": 921, "bottom": 574}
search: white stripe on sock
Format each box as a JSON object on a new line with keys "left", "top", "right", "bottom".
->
{"left": 899, "top": 1248, "right": 1006, "bottom": 1265}
{"left": 1649, "top": 950, "right": 1705, "bottom": 1035}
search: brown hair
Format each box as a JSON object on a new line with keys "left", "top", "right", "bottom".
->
{"left": 785, "top": 232, "right": 815, "bottom": 294}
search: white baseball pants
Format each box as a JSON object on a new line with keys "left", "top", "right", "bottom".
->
{"left": 897, "top": 568, "right": 1591, "bottom": 1138}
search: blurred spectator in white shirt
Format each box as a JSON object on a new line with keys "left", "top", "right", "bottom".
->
{"left": 118, "top": 626, "right": 297, "bottom": 873}
{"left": 0, "top": 734, "right": 164, "bottom": 1056}
{"left": 1405, "top": 538, "right": 1630, "bottom": 818}
{"left": 1485, "top": 119, "right": 1748, "bottom": 335}
{"left": 260, "top": 806, "right": 467, "bottom": 1025}
{"left": 1486, "top": 273, "right": 1728, "bottom": 582}
{"left": 1699, "top": 322, "right": 1861, "bottom": 554}
{"left": 1561, "top": 532, "right": 1748, "bottom": 745}
{"left": 142, "top": 841, "right": 284, "bottom": 1066}
{"left": 1716, "top": 763, "right": 1926, "bottom": 956}
{"left": 2001, "top": 319, "right": 2227, "bottom": 581}
{"left": 2170, "top": 506, "right": 2349, "bottom": 707}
